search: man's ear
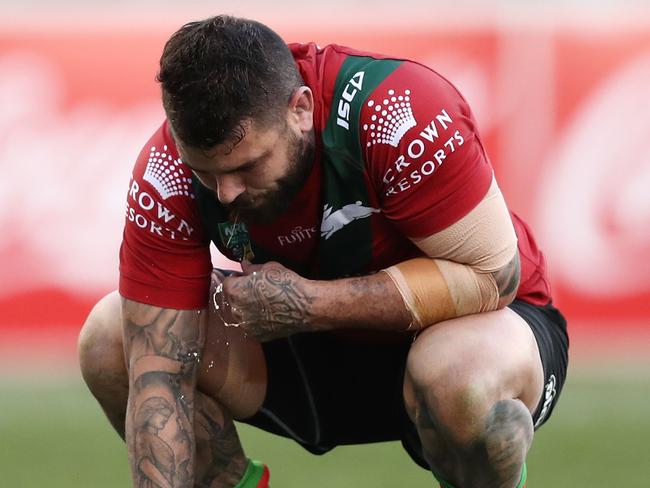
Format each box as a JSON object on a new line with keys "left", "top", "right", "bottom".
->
{"left": 288, "top": 87, "right": 314, "bottom": 133}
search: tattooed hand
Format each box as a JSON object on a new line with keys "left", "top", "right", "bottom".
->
{"left": 213, "top": 261, "right": 315, "bottom": 341}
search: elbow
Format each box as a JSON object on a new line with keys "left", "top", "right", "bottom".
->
{"left": 491, "top": 250, "right": 521, "bottom": 310}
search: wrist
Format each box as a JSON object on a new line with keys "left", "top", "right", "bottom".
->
{"left": 302, "top": 278, "right": 332, "bottom": 332}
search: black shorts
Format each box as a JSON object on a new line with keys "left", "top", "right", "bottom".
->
{"left": 240, "top": 299, "right": 569, "bottom": 469}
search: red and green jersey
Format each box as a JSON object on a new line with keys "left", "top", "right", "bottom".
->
{"left": 119, "top": 43, "right": 551, "bottom": 310}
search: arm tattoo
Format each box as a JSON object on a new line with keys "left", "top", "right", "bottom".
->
{"left": 491, "top": 251, "right": 521, "bottom": 307}
{"left": 123, "top": 300, "right": 205, "bottom": 488}
{"left": 244, "top": 267, "right": 314, "bottom": 338}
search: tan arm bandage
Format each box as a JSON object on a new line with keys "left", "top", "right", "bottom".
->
{"left": 383, "top": 178, "right": 518, "bottom": 329}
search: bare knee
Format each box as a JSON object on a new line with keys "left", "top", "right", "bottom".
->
{"left": 78, "top": 290, "right": 125, "bottom": 386}
{"left": 404, "top": 323, "right": 514, "bottom": 448}
{"left": 483, "top": 398, "right": 533, "bottom": 466}
{"left": 404, "top": 312, "right": 541, "bottom": 448}
{"left": 405, "top": 351, "right": 498, "bottom": 447}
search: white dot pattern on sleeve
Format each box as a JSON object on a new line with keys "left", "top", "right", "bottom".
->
{"left": 143, "top": 146, "right": 195, "bottom": 200}
{"left": 364, "top": 88, "right": 416, "bottom": 148}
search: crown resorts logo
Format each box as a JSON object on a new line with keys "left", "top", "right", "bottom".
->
{"left": 363, "top": 89, "right": 417, "bottom": 148}
{"left": 143, "top": 145, "right": 194, "bottom": 200}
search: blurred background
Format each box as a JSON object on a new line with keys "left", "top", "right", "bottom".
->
{"left": 0, "top": 1, "right": 648, "bottom": 486}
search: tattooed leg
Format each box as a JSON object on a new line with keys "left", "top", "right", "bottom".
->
{"left": 194, "top": 391, "right": 247, "bottom": 488}
{"left": 409, "top": 396, "right": 532, "bottom": 487}
{"left": 478, "top": 400, "right": 533, "bottom": 486}
{"left": 403, "top": 307, "right": 543, "bottom": 487}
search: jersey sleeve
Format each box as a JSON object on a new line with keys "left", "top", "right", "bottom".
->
{"left": 119, "top": 122, "right": 212, "bottom": 309}
{"left": 360, "top": 61, "right": 493, "bottom": 239}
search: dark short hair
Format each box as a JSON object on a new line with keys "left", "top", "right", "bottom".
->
{"left": 157, "top": 15, "right": 302, "bottom": 150}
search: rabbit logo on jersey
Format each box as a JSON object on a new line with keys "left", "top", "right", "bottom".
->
{"left": 320, "top": 201, "right": 380, "bottom": 239}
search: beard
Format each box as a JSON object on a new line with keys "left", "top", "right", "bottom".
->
{"left": 226, "top": 130, "right": 315, "bottom": 225}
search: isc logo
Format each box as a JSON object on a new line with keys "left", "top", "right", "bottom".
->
{"left": 336, "top": 71, "right": 365, "bottom": 130}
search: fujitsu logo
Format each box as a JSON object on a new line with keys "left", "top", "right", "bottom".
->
{"left": 363, "top": 89, "right": 416, "bottom": 148}
{"left": 143, "top": 145, "right": 194, "bottom": 200}
{"left": 277, "top": 226, "right": 317, "bottom": 246}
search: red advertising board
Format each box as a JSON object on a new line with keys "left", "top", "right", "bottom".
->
{"left": 1, "top": 12, "right": 648, "bottom": 351}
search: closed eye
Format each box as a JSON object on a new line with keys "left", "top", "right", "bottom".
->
{"left": 229, "top": 160, "right": 257, "bottom": 174}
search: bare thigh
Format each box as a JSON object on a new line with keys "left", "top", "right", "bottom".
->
{"left": 197, "top": 274, "right": 267, "bottom": 419}
{"left": 404, "top": 307, "right": 545, "bottom": 436}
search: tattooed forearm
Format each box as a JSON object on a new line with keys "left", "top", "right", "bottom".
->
{"left": 246, "top": 267, "right": 313, "bottom": 327}
{"left": 220, "top": 265, "right": 316, "bottom": 341}
{"left": 491, "top": 251, "right": 521, "bottom": 308}
{"left": 221, "top": 262, "right": 410, "bottom": 337}
{"left": 308, "top": 271, "right": 412, "bottom": 331}
{"left": 122, "top": 299, "right": 206, "bottom": 488}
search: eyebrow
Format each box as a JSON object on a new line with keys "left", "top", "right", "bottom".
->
{"left": 222, "top": 159, "right": 255, "bottom": 174}
{"left": 182, "top": 148, "right": 272, "bottom": 174}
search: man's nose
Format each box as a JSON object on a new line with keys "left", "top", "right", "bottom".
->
{"left": 215, "top": 174, "right": 246, "bottom": 204}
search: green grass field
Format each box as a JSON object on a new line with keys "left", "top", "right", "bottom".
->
{"left": 1, "top": 363, "right": 648, "bottom": 487}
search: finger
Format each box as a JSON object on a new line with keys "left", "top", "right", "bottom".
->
{"left": 211, "top": 269, "right": 227, "bottom": 284}
{"left": 221, "top": 268, "right": 245, "bottom": 278}
{"left": 241, "top": 260, "right": 264, "bottom": 275}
